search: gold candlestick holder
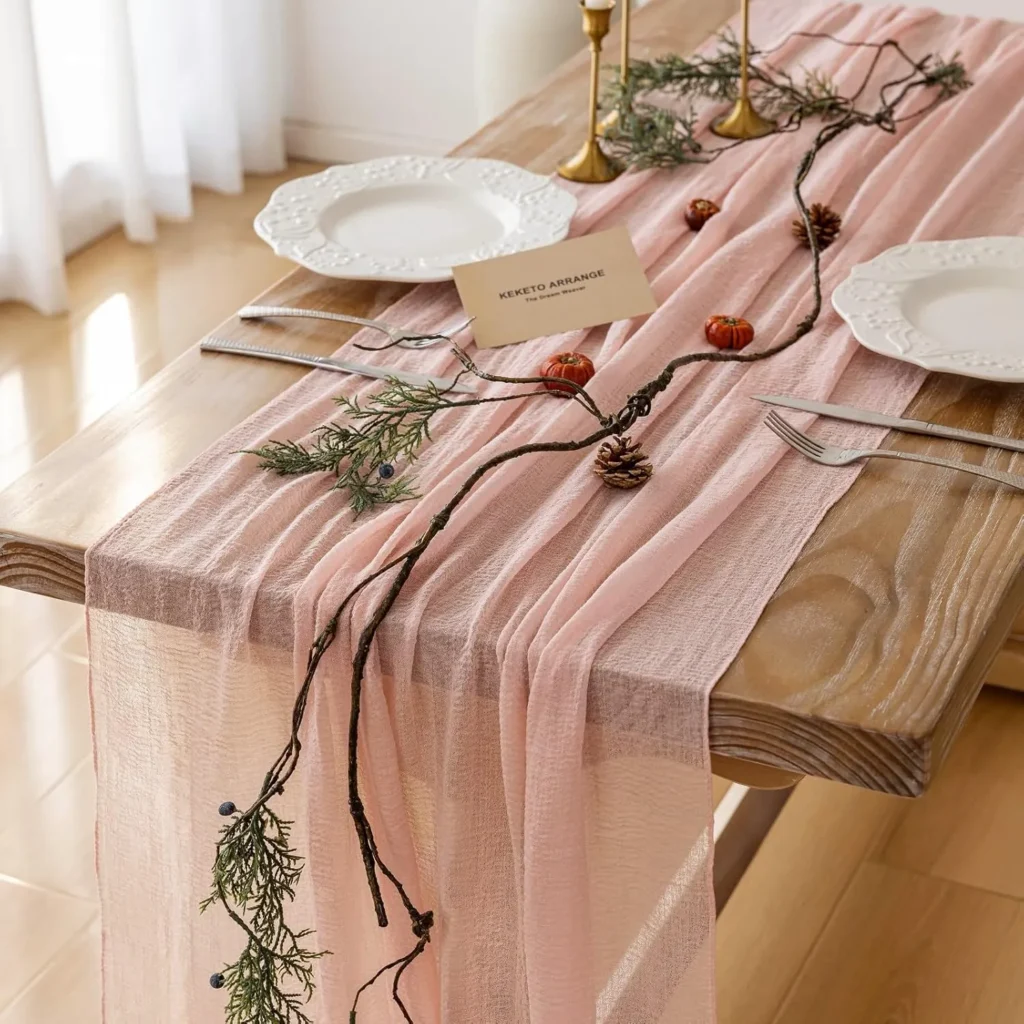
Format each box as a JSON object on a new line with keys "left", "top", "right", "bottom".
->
{"left": 711, "top": 0, "right": 776, "bottom": 140}
{"left": 558, "top": 2, "right": 621, "bottom": 184}
{"left": 597, "top": 0, "right": 630, "bottom": 136}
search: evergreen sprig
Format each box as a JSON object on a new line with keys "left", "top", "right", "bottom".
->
{"left": 202, "top": 805, "right": 328, "bottom": 1023}
{"left": 244, "top": 377, "right": 465, "bottom": 514}
{"left": 602, "top": 30, "right": 969, "bottom": 168}
{"left": 244, "top": 373, "right": 589, "bottom": 515}
{"left": 601, "top": 29, "right": 851, "bottom": 168}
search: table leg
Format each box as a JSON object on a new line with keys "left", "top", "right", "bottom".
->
{"left": 714, "top": 782, "right": 794, "bottom": 913}
{"left": 596, "top": 777, "right": 795, "bottom": 1021}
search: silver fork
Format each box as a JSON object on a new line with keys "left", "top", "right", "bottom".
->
{"left": 764, "top": 410, "right": 1024, "bottom": 493}
{"left": 238, "top": 304, "right": 472, "bottom": 351}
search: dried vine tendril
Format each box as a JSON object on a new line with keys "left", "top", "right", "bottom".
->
{"left": 204, "top": 34, "right": 969, "bottom": 1024}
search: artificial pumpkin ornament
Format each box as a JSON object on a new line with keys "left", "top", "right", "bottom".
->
{"left": 540, "top": 351, "right": 596, "bottom": 396}
{"left": 685, "top": 197, "right": 721, "bottom": 231}
{"left": 704, "top": 315, "right": 755, "bottom": 350}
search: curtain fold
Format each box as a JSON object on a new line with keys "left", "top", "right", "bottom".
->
{"left": 0, "top": 0, "right": 286, "bottom": 315}
{"left": 0, "top": 0, "right": 67, "bottom": 314}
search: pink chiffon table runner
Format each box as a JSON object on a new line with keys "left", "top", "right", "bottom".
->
{"left": 86, "top": 4, "right": 1024, "bottom": 1022}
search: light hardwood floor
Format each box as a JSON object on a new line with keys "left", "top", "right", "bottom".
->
{"left": 2, "top": 166, "right": 1024, "bottom": 1022}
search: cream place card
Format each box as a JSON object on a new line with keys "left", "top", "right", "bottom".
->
{"left": 452, "top": 225, "right": 657, "bottom": 348}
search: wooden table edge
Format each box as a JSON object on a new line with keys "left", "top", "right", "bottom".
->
{"left": 7, "top": 519, "right": 1018, "bottom": 796}
{"left": 1, "top": 532, "right": 86, "bottom": 603}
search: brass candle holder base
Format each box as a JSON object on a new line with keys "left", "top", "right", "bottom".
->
{"left": 711, "top": 0, "right": 775, "bottom": 141}
{"left": 558, "top": 138, "right": 620, "bottom": 183}
{"left": 557, "top": 1, "right": 622, "bottom": 185}
{"left": 711, "top": 96, "right": 776, "bottom": 139}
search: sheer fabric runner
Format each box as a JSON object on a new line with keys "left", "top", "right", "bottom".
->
{"left": 86, "top": 5, "right": 1024, "bottom": 1022}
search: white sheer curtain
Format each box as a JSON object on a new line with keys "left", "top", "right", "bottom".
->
{"left": 0, "top": 0, "right": 286, "bottom": 315}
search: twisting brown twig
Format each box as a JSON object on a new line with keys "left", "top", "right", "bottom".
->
{"left": 206, "top": 33, "right": 970, "bottom": 1024}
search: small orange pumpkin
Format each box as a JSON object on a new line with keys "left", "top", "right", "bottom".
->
{"left": 540, "top": 351, "right": 596, "bottom": 396}
{"left": 704, "top": 315, "right": 755, "bottom": 351}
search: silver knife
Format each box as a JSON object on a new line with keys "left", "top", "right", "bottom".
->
{"left": 754, "top": 394, "right": 1024, "bottom": 454}
{"left": 201, "top": 337, "right": 475, "bottom": 394}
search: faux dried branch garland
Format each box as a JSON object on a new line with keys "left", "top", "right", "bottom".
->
{"left": 204, "top": 35, "right": 969, "bottom": 1024}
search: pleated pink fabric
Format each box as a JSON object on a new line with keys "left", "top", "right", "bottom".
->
{"left": 86, "top": 4, "right": 1024, "bottom": 1022}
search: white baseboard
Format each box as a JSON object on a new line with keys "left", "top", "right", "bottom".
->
{"left": 283, "top": 119, "right": 458, "bottom": 164}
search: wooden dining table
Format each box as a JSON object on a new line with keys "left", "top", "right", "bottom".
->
{"left": 2, "top": 0, "right": 1024, "bottom": 839}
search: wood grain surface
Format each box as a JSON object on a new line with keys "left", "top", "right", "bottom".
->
{"left": 716, "top": 776, "right": 903, "bottom": 1024}
{"left": 714, "top": 374, "right": 1024, "bottom": 794}
{"left": 776, "top": 861, "right": 1020, "bottom": 1022}
{"left": 2, "top": 0, "right": 1023, "bottom": 795}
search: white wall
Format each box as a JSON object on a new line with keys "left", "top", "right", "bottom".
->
{"left": 282, "top": 0, "right": 593, "bottom": 163}
{"left": 283, "top": 0, "right": 481, "bottom": 162}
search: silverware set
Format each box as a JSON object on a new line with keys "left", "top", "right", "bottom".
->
{"left": 203, "top": 304, "right": 1024, "bottom": 494}
{"left": 237, "top": 305, "right": 473, "bottom": 351}
{"left": 758, "top": 394, "right": 1024, "bottom": 493}
{"left": 200, "top": 304, "right": 477, "bottom": 392}
{"left": 200, "top": 337, "right": 475, "bottom": 393}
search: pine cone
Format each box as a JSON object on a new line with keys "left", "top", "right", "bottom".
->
{"left": 792, "top": 202, "right": 842, "bottom": 251}
{"left": 594, "top": 435, "right": 653, "bottom": 490}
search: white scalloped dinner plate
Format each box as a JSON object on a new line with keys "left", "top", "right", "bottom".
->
{"left": 832, "top": 237, "right": 1024, "bottom": 382}
{"left": 253, "top": 156, "right": 578, "bottom": 283}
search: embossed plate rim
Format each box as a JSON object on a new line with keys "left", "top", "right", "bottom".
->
{"left": 253, "top": 156, "right": 578, "bottom": 283}
{"left": 832, "top": 236, "right": 1024, "bottom": 383}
